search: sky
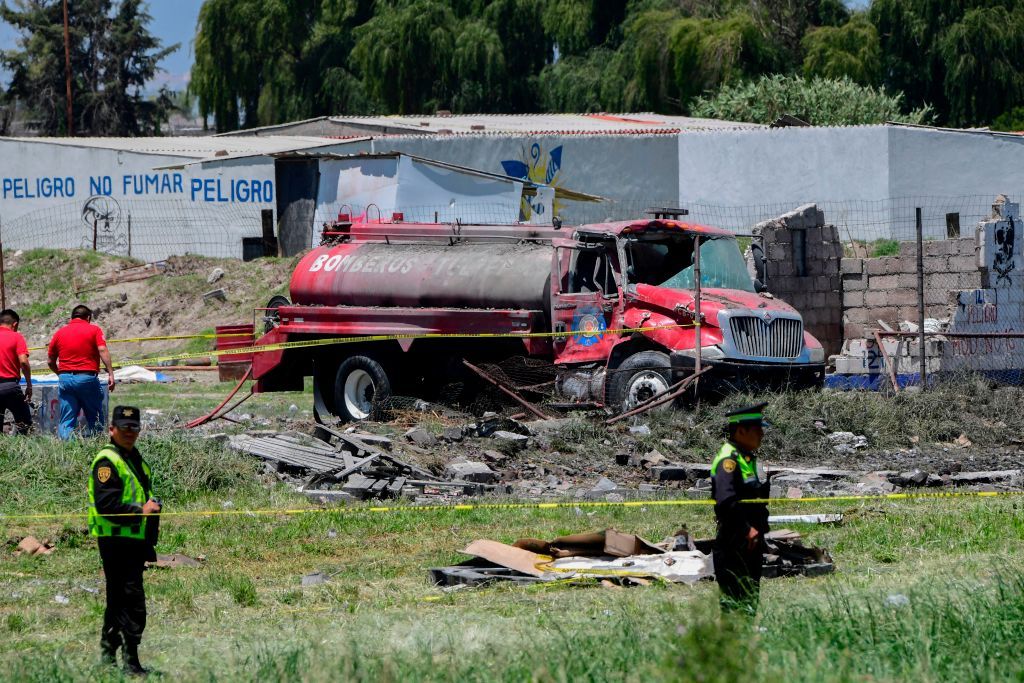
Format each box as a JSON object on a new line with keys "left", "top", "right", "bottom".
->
{"left": 0, "top": 0, "right": 205, "bottom": 92}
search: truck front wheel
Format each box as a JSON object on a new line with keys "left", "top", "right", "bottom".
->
{"left": 334, "top": 356, "right": 393, "bottom": 423}
{"left": 606, "top": 351, "right": 673, "bottom": 414}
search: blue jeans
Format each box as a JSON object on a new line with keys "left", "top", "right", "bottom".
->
{"left": 57, "top": 374, "right": 104, "bottom": 440}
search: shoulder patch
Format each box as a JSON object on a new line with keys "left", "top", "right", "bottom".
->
{"left": 722, "top": 459, "right": 737, "bottom": 474}
{"left": 96, "top": 466, "right": 112, "bottom": 483}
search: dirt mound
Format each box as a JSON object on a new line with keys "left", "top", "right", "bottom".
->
{"left": 4, "top": 248, "right": 298, "bottom": 360}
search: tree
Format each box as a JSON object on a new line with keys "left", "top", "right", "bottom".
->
{"left": 871, "top": 0, "right": 1024, "bottom": 127}
{"left": 0, "top": 0, "right": 176, "bottom": 135}
{"left": 691, "top": 74, "right": 933, "bottom": 126}
{"left": 802, "top": 14, "right": 880, "bottom": 85}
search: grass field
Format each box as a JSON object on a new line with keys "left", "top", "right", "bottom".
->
{"left": 2, "top": 431, "right": 1024, "bottom": 682}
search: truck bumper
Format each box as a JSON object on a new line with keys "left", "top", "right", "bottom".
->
{"left": 670, "top": 353, "right": 826, "bottom": 394}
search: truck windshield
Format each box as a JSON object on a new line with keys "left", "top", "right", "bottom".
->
{"left": 627, "top": 235, "right": 754, "bottom": 293}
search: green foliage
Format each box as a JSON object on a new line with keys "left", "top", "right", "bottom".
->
{"left": 872, "top": 0, "right": 1024, "bottom": 127}
{"left": 0, "top": 0, "right": 176, "bottom": 135}
{"left": 802, "top": 14, "right": 880, "bottom": 85}
{"left": 991, "top": 106, "right": 1024, "bottom": 133}
{"left": 870, "top": 238, "right": 900, "bottom": 257}
{"left": 692, "top": 74, "right": 934, "bottom": 126}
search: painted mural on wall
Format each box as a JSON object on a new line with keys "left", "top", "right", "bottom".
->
{"left": 501, "top": 143, "right": 564, "bottom": 221}
{"left": 80, "top": 195, "right": 128, "bottom": 255}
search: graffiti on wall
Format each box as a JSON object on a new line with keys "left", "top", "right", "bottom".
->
{"left": 993, "top": 215, "right": 1016, "bottom": 285}
{"left": 80, "top": 195, "right": 128, "bottom": 255}
{"left": 501, "top": 143, "right": 564, "bottom": 220}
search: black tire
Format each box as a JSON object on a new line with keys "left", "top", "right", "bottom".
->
{"left": 264, "top": 295, "right": 290, "bottom": 334}
{"left": 605, "top": 350, "right": 674, "bottom": 414}
{"left": 333, "top": 355, "right": 392, "bottom": 423}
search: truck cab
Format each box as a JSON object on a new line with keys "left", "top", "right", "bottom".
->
{"left": 548, "top": 219, "right": 825, "bottom": 409}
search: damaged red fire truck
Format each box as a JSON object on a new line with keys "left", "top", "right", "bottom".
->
{"left": 246, "top": 213, "right": 825, "bottom": 422}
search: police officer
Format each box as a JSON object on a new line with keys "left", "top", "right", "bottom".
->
{"left": 88, "top": 406, "right": 160, "bottom": 675}
{"left": 710, "top": 402, "right": 770, "bottom": 615}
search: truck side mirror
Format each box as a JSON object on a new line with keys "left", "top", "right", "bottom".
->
{"left": 754, "top": 279, "right": 768, "bottom": 293}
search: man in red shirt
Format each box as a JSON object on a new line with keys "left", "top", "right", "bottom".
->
{"left": 48, "top": 305, "right": 115, "bottom": 440}
{"left": 0, "top": 309, "right": 32, "bottom": 434}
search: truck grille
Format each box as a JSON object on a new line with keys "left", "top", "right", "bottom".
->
{"left": 728, "top": 316, "right": 803, "bottom": 359}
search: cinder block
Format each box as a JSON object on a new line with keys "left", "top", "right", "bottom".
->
{"left": 767, "top": 243, "right": 788, "bottom": 261}
{"left": 829, "top": 275, "right": 842, "bottom": 291}
{"left": 872, "top": 275, "right": 899, "bottom": 289}
{"left": 899, "top": 257, "right": 918, "bottom": 274}
{"left": 897, "top": 273, "right": 918, "bottom": 289}
{"left": 924, "top": 241, "right": 945, "bottom": 257}
{"left": 891, "top": 289, "right": 918, "bottom": 306}
{"left": 924, "top": 288, "right": 947, "bottom": 306}
{"left": 843, "top": 322, "right": 868, "bottom": 339}
{"left": 866, "top": 258, "right": 888, "bottom": 275}
{"left": 959, "top": 272, "right": 982, "bottom": 289}
{"left": 842, "top": 273, "right": 866, "bottom": 291}
{"left": 844, "top": 307, "right": 870, "bottom": 323}
{"left": 823, "top": 225, "right": 839, "bottom": 241}
{"left": 922, "top": 256, "right": 949, "bottom": 273}
{"left": 805, "top": 226, "right": 823, "bottom": 243}
{"left": 958, "top": 239, "right": 978, "bottom": 256}
{"left": 898, "top": 241, "right": 917, "bottom": 259}
{"left": 865, "top": 290, "right": 891, "bottom": 307}
{"left": 949, "top": 255, "right": 978, "bottom": 272}
{"left": 841, "top": 258, "right": 863, "bottom": 275}
{"left": 843, "top": 290, "right": 865, "bottom": 307}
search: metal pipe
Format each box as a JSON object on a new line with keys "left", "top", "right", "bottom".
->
{"left": 62, "top": 0, "right": 73, "bottom": 136}
{"left": 462, "top": 359, "right": 552, "bottom": 419}
{"left": 873, "top": 330, "right": 900, "bottom": 394}
{"left": 916, "top": 208, "right": 926, "bottom": 389}
{"left": 0, "top": 218, "right": 6, "bottom": 310}
{"left": 694, "top": 236, "right": 702, "bottom": 393}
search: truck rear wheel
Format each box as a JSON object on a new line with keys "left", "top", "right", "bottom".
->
{"left": 606, "top": 351, "right": 673, "bottom": 414}
{"left": 334, "top": 355, "right": 392, "bottom": 423}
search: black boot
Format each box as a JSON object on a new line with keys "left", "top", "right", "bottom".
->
{"left": 99, "top": 632, "right": 120, "bottom": 666}
{"left": 122, "top": 643, "right": 150, "bottom": 677}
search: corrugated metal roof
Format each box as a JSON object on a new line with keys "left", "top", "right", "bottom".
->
{"left": 331, "top": 112, "right": 756, "bottom": 134}
{"left": 218, "top": 113, "right": 759, "bottom": 137}
{"left": 0, "top": 135, "right": 361, "bottom": 158}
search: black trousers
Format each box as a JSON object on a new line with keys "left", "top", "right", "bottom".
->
{"left": 0, "top": 386, "right": 31, "bottom": 435}
{"left": 713, "top": 539, "right": 763, "bottom": 615}
{"left": 98, "top": 538, "right": 151, "bottom": 647}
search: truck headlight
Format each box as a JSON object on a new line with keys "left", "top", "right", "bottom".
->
{"left": 809, "top": 346, "right": 824, "bottom": 363}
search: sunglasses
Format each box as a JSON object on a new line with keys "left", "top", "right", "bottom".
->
{"left": 115, "top": 425, "right": 141, "bottom": 433}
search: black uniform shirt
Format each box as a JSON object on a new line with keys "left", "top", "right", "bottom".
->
{"left": 92, "top": 442, "right": 157, "bottom": 547}
{"left": 711, "top": 442, "right": 771, "bottom": 538}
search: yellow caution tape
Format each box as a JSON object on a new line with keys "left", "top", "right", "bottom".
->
{"left": 1, "top": 488, "right": 1020, "bottom": 524}
{"left": 27, "top": 332, "right": 253, "bottom": 353}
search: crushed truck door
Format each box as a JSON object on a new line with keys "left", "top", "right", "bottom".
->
{"left": 549, "top": 238, "right": 619, "bottom": 363}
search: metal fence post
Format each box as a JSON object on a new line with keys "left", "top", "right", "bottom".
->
{"left": 916, "top": 207, "right": 926, "bottom": 389}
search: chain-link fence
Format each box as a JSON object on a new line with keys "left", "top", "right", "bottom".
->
{"left": 0, "top": 198, "right": 268, "bottom": 262}
{"left": 834, "top": 197, "right": 1024, "bottom": 389}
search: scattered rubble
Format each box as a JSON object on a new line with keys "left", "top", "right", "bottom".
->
{"left": 430, "top": 527, "right": 833, "bottom": 588}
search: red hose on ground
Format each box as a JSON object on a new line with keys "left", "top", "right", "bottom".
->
{"left": 185, "top": 367, "right": 253, "bottom": 429}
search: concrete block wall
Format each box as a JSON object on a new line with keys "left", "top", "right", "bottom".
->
{"left": 840, "top": 238, "right": 980, "bottom": 339}
{"left": 754, "top": 204, "right": 844, "bottom": 356}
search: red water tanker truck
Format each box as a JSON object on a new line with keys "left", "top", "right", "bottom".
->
{"left": 249, "top": 215, "right": 825, "bottom": 422}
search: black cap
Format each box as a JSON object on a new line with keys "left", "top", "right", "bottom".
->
{"left": 725, "top": 402, "right": 769, "bottom": 427}
{"left": 111, "top": 405, "right": 142, "bottom": 429}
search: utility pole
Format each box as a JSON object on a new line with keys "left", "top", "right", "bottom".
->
{"left": 62, "top": 0, "right": 74, "bottom": 136}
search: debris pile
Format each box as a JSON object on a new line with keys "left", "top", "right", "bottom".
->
{"left": 430, "top": 527, "right": 833, "bottom": 588}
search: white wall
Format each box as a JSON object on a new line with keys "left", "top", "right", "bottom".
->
{"left": 677, "top": 125, "right": 1024, "bottom": 240}
{"left": 678, "top": 126, "right": 891, "bottom": 236}
{"left": 374, "top": 133, "right": 680, "bottom": 224}
{"left": 0, "top": 139, "right": 276, "bottom": 260}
